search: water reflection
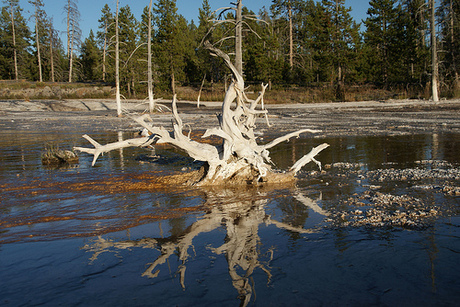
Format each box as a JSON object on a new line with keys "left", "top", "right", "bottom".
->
{"left": 83, "top": 187, "right": 323, "bottom": 306}
{"left": 270, "top": 133, "right": 460, "bottom": 170}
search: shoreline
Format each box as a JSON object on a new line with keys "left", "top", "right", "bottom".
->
{"left": 1, "top": 98, "right": 459, "bottom": 137}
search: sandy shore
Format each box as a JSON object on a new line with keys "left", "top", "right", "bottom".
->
{"left": 1, "top": 98, "right": 459, "bottom": 136}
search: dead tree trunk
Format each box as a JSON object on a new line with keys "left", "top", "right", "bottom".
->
{"left": 235, "top": 0, "right": 243, "bottom": 76}
{"left": 9, "top": 3, "right": 18, "bottom": 80}
{"left": 115, "top": 0, "right": 122, "bottom": 116}
{"left": 102, "top": 21, "right": 108, "bottom": 82}
{"left": 147, "top": 0, "right": 155, "bottom": 113}
{"left": 430, "top": 0, "right": 439, "bottom": 102}
{"left": 33, "top": 3, "right": 43, "bottom": 82}
{"left": 75, "top": 43, "right": 329, "bottom": 186}
{"left": 449, "top": 0, "right": 459, "bottom": 89}
{"left": 66, "top": 0, "right": 72, "bottom": 82}
{"left": 288, "top": 0, "right": 293, "bottom": 69}
{"left": 49, "top": 26, "right": 55, "bottom": 82}
{"left": 65, "top": 0, "right": 80, "bottom": 83}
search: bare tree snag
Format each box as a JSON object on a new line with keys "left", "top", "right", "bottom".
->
{"left": 197, "top": 74, "right": 206, "bottom": 108}
{"left": 430, "top": 0, "right": 439, "bottom": 102}
{"left": 115, "top": 0, "right": 122, "bottom": 116}
{"left": 147, "top": 0, "right": 155, "bottom": 113}
{"left": 65, "top": 0, "right": 80, "bottom": 83}
{"left": 30, "top": 0, "right": 43, "bottom": 82}
{"left": 8, "top": 1, "right": 18, "bottom": 80}
{"left": 75, "top": 44, "right": 329, "bottom": 186}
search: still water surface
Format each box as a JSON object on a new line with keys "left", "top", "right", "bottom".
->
{"left": 1, "top": 131, "right": 459, "bottom": 306}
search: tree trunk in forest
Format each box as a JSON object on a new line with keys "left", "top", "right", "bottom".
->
{"left": 115, "top": 0, "right": 122, "bottom": 116}
{"left": 34, "top": 7, "right": 42, "bottom": 82}
{"left": 68, "top": 28, "right": 75, "bottom": 83}
{"left": 288, "top": 0, "right": 293, "bottom": 69}
{"left": 102, "top": 22, "right": 107, "bottom": 82}
{"left": 66, "top": 0, "right": 71, "bottom": 82}
{"left": 171, "top": 69, "right": 176, "bottom": 96}
{"left": 197, "top": 74, "right": 206, "bottom": 108}
{"left": 430, "top": 0, "right": 439, "bottom": 102}
{"left": 450, "top": 0, "right": 459, "bottom": 87}
{"left": 49, "top": 27, "right": 55, "bottom": 82}
{"left": 235, "top": 0, "right": 243, "bottom": 76}
{"left": 148, "top": 0, "right": 155, "bottom": 113}
{"left": 9, "top": 3, "right": 18, "bottom": 80}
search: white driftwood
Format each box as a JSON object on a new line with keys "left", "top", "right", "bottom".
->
{"left": 74, "top": 134, "right": 153, "bottom": 166}
{"left": 75, "top": 43, "right": 329, "bottom": 185}
{"left": 289, "top": 143, "right": 330, "bottom": 175}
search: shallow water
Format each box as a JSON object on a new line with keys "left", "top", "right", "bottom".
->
{"left": 0, "top": 131, "right": 459, "bottom": 306}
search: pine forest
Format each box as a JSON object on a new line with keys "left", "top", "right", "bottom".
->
{"left": 0, "top": 0, "right": 458, "bottom": 102}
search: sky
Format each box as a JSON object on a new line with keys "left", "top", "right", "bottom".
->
{"left": 20, "top": 0, "right": 369, "bottom": 52}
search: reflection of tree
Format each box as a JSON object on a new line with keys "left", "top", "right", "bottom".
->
{"left": 83, "top": 187, "right": 325, "bottom": 306}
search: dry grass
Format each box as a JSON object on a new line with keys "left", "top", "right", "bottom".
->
{"left": 1, "top": 80, "right": 458, "bottom": 102}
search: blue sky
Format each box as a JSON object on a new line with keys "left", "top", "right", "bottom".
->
{"left": 21, "top": 0, "right": 369, "bottom": 51}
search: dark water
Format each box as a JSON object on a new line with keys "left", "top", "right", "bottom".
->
{"left": 1, "top": 131, "right": 459, "bottom": 306}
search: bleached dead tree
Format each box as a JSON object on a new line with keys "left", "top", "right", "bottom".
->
{"left": 29, "top": 0, "right": 43, "bottom": 82}
{"left": 75, "top": 43, "right": 329, "bottom": 186}
{"left": 202, "top": 0, "right": 267, "bottom": 76}
{"left": 6, "top": 0, "right": 19, "bottom": 80}
{"left": 147, "top": 0, "right": 155, "bottom": 113}
{"left": 430, "top": 0, "right": 439, "bottom": 102}
{"left": 65, "top": 0, "right": 80, "bottom": 83}
{"left": 115, "top": 0, "right": 122, "bottom": 116}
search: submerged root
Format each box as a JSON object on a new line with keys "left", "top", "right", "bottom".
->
{"left": 184, "top": 163, "right": 296, "bottom": 186}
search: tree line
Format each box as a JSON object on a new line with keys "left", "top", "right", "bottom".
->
{"left": 0, "top": 0, "right": 458, "bottom": 100}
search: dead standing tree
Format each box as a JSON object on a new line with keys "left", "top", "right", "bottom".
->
{"left": 202, "top": 0, "right": 266, "bottom": 77}
{"left": 6, "top": 0, "right": 19, "bottom": 80}
{"left": 29, "top": 0, "right": 44, "bottom": 82}
{"left": 64, "top": 0, "right": 80, "bottom": 83}
{"left": 74, "top": 44, "right": 329, "bottom": 186}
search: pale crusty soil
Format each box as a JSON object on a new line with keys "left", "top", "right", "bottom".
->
{"left": 0, "top": 98, "right": 459, "bottom": 137}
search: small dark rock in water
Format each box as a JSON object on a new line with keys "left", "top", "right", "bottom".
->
{"left": 42, "top": 148, "right": 79, "bottom": 165}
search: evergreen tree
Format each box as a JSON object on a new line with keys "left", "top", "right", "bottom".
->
{"left": 320, "top": 0, "right": 361, "bottom": 99}
{"left": 438, "top": 0, "right": 460, "bottom": 93}
{"left": 80, "top": 29, "right": 101, "bottom": 81}
{"left": 270, "top": 0, "right": 301, "bottom": 72}
{"left": 64, "top": 0, "right": 81, "bottom": 82}
{"left": 47, "top": 20, "right": 66, "bottom": 82}
{"left": 140, "top": 0, "right": 156, "bottom": 111}
{"left": 290, "top": 0, "right": 326, "bottom": 84}
{"left": 118, "top": 5, "right": 140, "bottom": 97}
{"left": 97, "top": 4, "right": 113, "bottom": 82}
{"left": 0, "top": 1, "right": 31, "bottom": 80}
{"left": 153, "top": 0, "right": 190, "bottom": 93}
{"left": 3, "top": 0, "right": 19, "bottom": 79}
{"left": 398, "top": 0, "right": 429, "bottom": 86}
{"left": 194, "top": 0, "right": 217, "bottom": 83}
{"left": 243, "top": 7, "right": 282, "bottom": 84}
{"left": 363, "top": 0, "right": 399, "bottom": 86}
{"left": 29, "top": 0, "right": 46, "bottom": 82}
